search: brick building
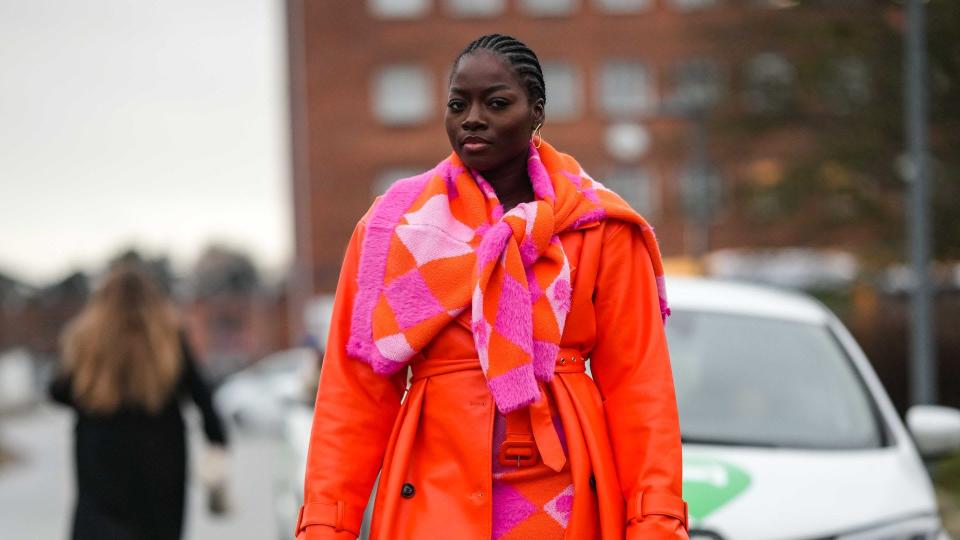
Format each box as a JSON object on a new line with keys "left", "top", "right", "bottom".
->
{"left": 286, "top": 0, "right": 895, "bottom": 339}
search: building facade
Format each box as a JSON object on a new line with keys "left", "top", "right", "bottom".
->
{"left": 286, "top": 0, "right": 895, "bottom": 339}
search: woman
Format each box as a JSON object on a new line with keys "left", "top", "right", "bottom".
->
{"left": 50, "top": 263, "right": 228, "bottom": 540}
{"left": 297, "top": 34, "right": 686, "bottom": 539}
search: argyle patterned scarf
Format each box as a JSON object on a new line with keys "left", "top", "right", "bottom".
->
{"left": 347, "top": 141, "right": 668, "bottom": 413}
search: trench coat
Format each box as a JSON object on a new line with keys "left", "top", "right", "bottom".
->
{"left": 297, "top": 210, "right": 688, "bottom": 539}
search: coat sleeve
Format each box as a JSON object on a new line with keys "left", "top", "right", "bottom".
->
{"left": 297, "top": 220, "right": 408, "bottom": 540}
{"left": 179, "top": 332, "right": 229, "bottom": 446}
{"left": 48, "top": 373, "right": 75, "bottom": 407}
{"left": 589, "top": 221, "right": 688, "bottom": 539}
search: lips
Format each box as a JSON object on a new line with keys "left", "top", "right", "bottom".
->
{"left": 461, "top": 135, "right": 491, "bottom": 152}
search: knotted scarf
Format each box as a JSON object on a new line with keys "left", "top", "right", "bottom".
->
{"left": 347, "top": 141, "right": 668, "bottom": 413}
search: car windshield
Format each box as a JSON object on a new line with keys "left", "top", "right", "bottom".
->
{"left": 665, "top": 310, "right": 883, "bottom": 449}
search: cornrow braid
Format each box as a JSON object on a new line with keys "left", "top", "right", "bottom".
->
{"left": 453, "top": 34, "right": 546, "bottom": 107}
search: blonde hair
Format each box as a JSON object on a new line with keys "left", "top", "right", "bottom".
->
{"left": 61, "top": 264, "right": 182, "bottom": 414}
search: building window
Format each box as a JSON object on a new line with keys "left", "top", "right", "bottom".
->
{"left": 367, "top": 0, "right": 430, "bottom": 19}
{"left": 821, "top": 56, "right": 871, "bottom": 115}
{"left": 671, "top": 58, "right": 723, "bottom": 110}
{"left": 595, "top": 0, "right": 653, "bottom": 13}
{"left": 445, "top": 0, "right": 504, "bottom": 17}
{"left": 372, "top": 65, "right": 434, "bottom": 125}
{"left": 373, "top": 167, "right": 425, "bottom": 196}
{"left": 743, "top": 52, "right": 795, "bottom": 114}
{"left": 669, "top": 0, "right": 718, "bottom": 11}
{"left": 542, "top": 61, "right": 580, "bottom": 121}
{"left": 680, "top": 163, "right": 723, "bottom": 218}
{"left": 599, "top": 60, "right": 656, "bottom": 117}
{"left": 520, "top": 0, "right": 579, "bottom": 17}
{"left": 605, "top": 166, "right": 657, "bottom": 217}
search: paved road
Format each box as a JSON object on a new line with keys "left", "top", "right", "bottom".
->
{"left": 0, "top": 403, "right": 286, "bottom": 540}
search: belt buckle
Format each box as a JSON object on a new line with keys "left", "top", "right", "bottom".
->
{"left": 498, "top": 440, "right": 538, "bottom": 468}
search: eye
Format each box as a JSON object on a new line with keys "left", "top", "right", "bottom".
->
{"left": 488, "top": 98, "right": 509, "bottom": 110}
{"left": 447, "top": 99, "right": 466, "bottom": 113}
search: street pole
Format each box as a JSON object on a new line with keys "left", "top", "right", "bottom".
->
{"left": 663, "top": 84, "right": 715, "bottom": 262}
{"left": 905, "top": 0, "right": 936, "bottom": 405}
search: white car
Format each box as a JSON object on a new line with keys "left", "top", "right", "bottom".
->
{"left": 214, "top": 347, "right": 317, "bottom": 437}
{"left": 666, "top": 277, "right": 958, "bottom": 540}
{"left": 277, "top": 402, "right": 315, "bottom": 539}
{"left": 279, "top": 278, "right": 960, "bottom": 540}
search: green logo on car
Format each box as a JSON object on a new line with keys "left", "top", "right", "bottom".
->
{"left": 682, "top": 456, "right": 751, "bottom": 522}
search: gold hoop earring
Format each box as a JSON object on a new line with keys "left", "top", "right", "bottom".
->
{"left": 532, "top": 123, "right": 543, "bottom": 149}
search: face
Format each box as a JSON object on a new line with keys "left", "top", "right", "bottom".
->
{"left": 445, "top": 51, "right": 545, "bottom": 174}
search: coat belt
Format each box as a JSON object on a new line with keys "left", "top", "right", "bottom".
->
{"left": 410, "top": 348, "right": 587, "bottom": 381}
{"left": 410, "top": 348, "right": 587, "bottom": 473}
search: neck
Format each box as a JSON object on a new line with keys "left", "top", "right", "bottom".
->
{"left": 481, "top": 148, "right": 534, "bottom": 213}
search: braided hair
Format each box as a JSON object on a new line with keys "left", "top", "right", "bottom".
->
{"left": 452, "top": 34, "right": 546, "bottom": 108}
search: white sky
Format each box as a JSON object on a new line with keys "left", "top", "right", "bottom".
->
{"left": 0, "top": 0, "right": 290, "bottom": 286}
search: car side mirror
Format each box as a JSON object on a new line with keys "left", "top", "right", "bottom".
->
{"left": 906, "top": 405, "right": 960, "bottom": 460}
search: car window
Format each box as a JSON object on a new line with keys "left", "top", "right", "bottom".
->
{"left": 664, "top": 310, "right": 883, "bottom": 449}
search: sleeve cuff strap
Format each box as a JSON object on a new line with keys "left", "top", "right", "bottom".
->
{"left": 627, "top": 491, "right": 689, "bottom": 532}
{"left": 294, "top": 501, "right": 364, "bottom": 537}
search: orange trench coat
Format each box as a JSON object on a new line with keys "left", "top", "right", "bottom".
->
{"left": 297, "top": 212, "right": 688, "bottom": 540}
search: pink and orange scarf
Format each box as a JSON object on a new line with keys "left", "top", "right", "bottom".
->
{"left": 347, "top": 141, "right": 668, "bottom": 413}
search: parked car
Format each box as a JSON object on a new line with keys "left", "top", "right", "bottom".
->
{"left": 277, "top": 278, "right": 960, "bottom": 540}
{"left": 275, "top": 401, "right": 315, "bottom": 539}
{"left": 213, "top": 347, "right": 317, "bottom": 437}
{"left": 666, "top": 277, "right": 958, "bottom": 539}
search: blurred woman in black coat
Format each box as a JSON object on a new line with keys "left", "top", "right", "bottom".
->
{"left": 49, "top": 263, "right": 228, "bottom": 540}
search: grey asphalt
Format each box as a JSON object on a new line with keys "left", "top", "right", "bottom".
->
{"left": 0, "top": 403, "right": 286, "bottom": 540}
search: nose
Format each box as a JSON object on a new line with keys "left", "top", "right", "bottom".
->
{"left": 461, "top": 104, "right": 486, "bottom": 131}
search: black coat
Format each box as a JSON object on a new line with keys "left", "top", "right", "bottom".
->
{"left": 49, "top": 334, "right": 228, "bottom": 540}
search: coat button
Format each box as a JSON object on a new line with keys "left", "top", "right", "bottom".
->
{"left": 401, "top": 483, "right": 416, "bottom": 499}
{"left": 589, "top": 475, "right": 596, "bottom": 492}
